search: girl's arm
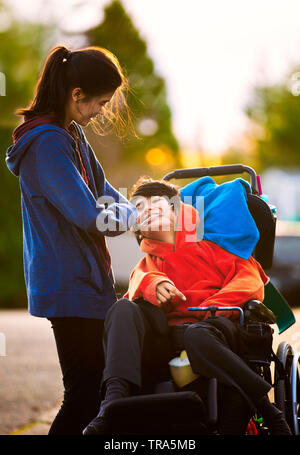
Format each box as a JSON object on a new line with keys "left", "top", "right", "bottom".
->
{"left": 34, "top": 132, "right": 137, "bottom": 236}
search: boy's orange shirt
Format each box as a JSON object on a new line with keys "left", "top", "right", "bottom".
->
{"left": 124, "top": 203, "right": 269, "bottom": 326}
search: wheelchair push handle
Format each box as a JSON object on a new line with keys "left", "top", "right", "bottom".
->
{"left": 188, "top": 305, "right": 245, "bottom": 327}
{"left": 162, "top": 164, "right": 258, "bottom": 193}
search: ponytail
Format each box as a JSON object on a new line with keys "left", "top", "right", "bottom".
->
{"left": 17, "top": 46, "right": 71, "bottom": 125}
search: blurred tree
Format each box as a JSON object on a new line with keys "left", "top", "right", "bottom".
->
{"left": 85, "top": 0, "right": 179, "bottom": 175}
{"left": 0, "top": 1, "right": 51, "bottom": 307}
{"left": 245, "top": 70, "right": 300, "bottom": 171}
{"left": 219, "top": 144, "right": 258, "bottom": 185}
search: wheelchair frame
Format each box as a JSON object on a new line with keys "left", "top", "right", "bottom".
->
{"left": 104, "top": 164, "right": 299, "bottom": 435}
{"left": 163, "top": 164, "right": 299, "bottom": 435}
{"left": 188, "top": 303, "right": 299, "bottom": 435}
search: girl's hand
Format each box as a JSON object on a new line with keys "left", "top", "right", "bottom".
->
{"left": 156, "top": 281, "right": 186, "bottom": 305}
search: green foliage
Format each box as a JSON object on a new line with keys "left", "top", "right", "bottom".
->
{"left": 0, "top": 129, "right": 25, "bottom": 307}
{"left": 86, "top": 0, "right": 179, "bottom": 164}
{"left": 245, "top": 72, "right": 300, "bottom": 170}
{"left": 0, "top": 11, "right": 50, "bottom": 126}
{"left": 0, "top": 3, "right": 52, "bottom": 306}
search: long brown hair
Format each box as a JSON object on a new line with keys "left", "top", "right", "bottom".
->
{"left": 17, "top": 44, "right": 133, "bottom": 136}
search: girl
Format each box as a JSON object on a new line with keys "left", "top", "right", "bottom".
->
{"left": 6, "top": 45, "right": 137, "bottom": 434}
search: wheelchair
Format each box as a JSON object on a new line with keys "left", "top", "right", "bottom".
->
{"left": 103, "top": 164, "right": 299, "bottom": 436}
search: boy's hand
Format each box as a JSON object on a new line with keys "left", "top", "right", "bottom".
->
{"left": 156, "top": 281, "right": 186, "bottom": 305}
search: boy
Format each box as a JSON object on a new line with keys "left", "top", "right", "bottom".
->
{"left": 83, "top": 178, "right": 291, "bottom": 435}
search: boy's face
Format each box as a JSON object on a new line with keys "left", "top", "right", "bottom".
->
{"left": 133, "top": 195, "right": 175, "bottom": 239}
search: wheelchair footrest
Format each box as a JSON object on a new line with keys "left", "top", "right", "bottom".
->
{"left": 104, "top": 391, "right": 208, "bottom": 434}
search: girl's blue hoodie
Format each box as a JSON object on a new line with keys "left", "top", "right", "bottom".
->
{"left": 5, "top": 123, "right": 137, "bottom": 319}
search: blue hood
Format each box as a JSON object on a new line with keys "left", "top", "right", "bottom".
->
{"left": 6, "top": 124, "right": 74, "bottom": 177}
{"left": 180, "top": 176, "right": 260, "bottom": 259}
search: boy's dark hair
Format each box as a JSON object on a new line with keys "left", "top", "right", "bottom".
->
{"left": 130, "top": 176, "right": 181, "bottom": 244}
{"left": 130, "top": 176, "right": 179, "bottom": 200}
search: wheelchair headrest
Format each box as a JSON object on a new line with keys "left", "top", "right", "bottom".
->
{"left": 247, "top": 194, "right": 276, "bottom": 269}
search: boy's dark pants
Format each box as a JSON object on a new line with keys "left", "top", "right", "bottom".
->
{"left": 102, "top": 298, "right": 174, "bottom": 392}
{"left": 102, "top": 298, "right": 271, "bottom": 433}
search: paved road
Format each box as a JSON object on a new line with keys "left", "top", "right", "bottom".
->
{"left": 0, "top": 310, "right": 63, "bottom": 435}
{"left": 0, "top": 308, "right": 299, "bottom": 435}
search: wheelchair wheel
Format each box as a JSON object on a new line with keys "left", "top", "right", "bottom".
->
{"left": 290, "top": 352, "right": 300, "bottom": 435}
{"left": 274, "top": 341, "right": 299, "bottom": 434}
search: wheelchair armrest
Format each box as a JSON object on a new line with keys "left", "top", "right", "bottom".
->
{"left": 188, "top": 305, "right": 245, "bottom": 327}
{"left": 244, "top": 300, "right": 276, "bottom": 325}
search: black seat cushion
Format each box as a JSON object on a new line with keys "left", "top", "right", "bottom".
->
{"left": 104, "top": 391, "right": 208, "bottom": 434}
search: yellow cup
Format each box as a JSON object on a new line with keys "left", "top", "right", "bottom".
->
{"left": 168, "top": 350, "right": 199, "bottom": 388}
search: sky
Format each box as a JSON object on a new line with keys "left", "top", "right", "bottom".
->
{"left": 6, "top": 0, "right": 300, "bottom": 154}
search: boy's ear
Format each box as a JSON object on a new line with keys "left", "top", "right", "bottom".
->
{"left": 172, "top": 197, "right": 181, "bottom": 215}
{"left": 172, "top": 198, "right": 181, "bottom": 228}
{"left": 132, "top": 226, "right": 144, "bottom": 245}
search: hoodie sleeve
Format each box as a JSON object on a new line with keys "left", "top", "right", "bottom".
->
{"left": 125, "top": 257, "right": 174, "bottom": 308}
{"left": 34, "top": 132, "right": 137, "bottom": 235}
{"left": 184, "top": 245, "right": 269, "bottom": 321}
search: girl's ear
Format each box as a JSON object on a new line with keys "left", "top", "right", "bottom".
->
{"left": 71, "top": 87, "right": 83, "bottom": 102}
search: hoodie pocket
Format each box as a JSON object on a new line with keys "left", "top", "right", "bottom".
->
{"left": 70, "top": 226, "right": 105, "bottom": 293}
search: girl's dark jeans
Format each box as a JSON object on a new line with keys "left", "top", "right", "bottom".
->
{"left": 47, "top": 317, "right": 104, "bottom": 435}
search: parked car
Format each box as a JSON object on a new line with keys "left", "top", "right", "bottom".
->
{"left": 267, "top": 220, "right": 300, "bottom": 307}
